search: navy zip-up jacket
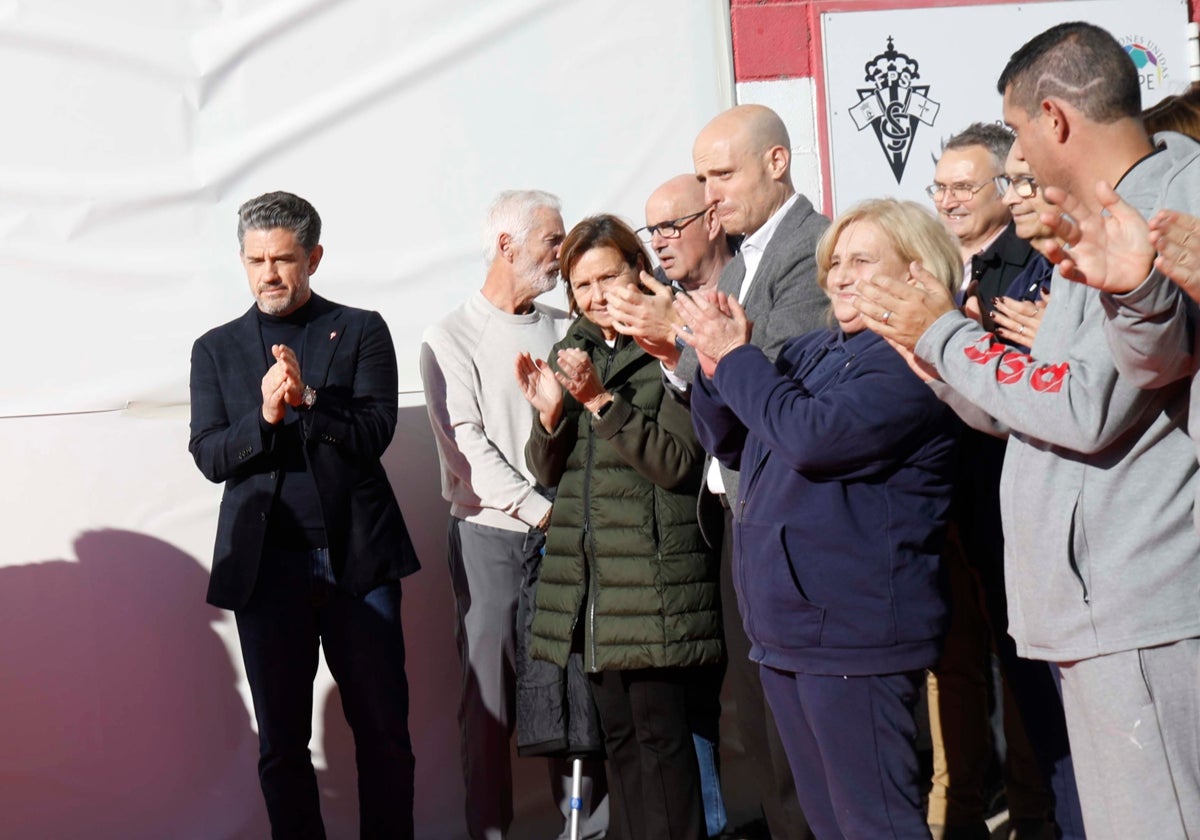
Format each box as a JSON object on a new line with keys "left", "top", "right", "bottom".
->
{"left": 691, "top": 328, "right": 959, "bottom": 675}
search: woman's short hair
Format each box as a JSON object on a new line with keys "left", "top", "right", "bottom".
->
{"left": 559, "top": 214, "right": 650, "bottom": 315}
{"left": 816, "top": 199, "right": 962, "bottom": 298}
{"left": 1142, "top": 82, "right": 1200, "bottom": 141}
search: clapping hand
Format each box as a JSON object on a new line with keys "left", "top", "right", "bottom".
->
{"left": 608, "top": 272, "right": 683, "bottom": 367}
{"left": 260, "top": 344, "right": 304, "bottom": 423}
{"left": 1148, "top": 210, "right": 1200, "bottom": 305}
{"left": 991, "top": 291, "right": 1048, "bottom": 347}
{"left": 854, "top": 262, "right": 955, "bottom": 351}
{"left": 673, "top": 289, "right": 751, "bottom": 378}
{"left": 554, "top": 348, "right": 609, "bottom": 411}
{"left": 515, "top": 351, "right": 563, "bottom": 431}
{"left": 1040, "top": 182, "right": 1155, "bottom": 294}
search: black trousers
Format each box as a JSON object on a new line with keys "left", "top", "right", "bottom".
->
{"left": 235, "top": 545, "right": 414, "bottom": 839}
{"left": 590, "top": 667, "right": 705, "bottom": 840}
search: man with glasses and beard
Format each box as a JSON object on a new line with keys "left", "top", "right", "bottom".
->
{"left": 420, "top": 190, "right": 607, "bottom": 840}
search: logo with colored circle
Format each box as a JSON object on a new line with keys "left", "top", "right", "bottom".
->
{"left": 1121, "top": 36, "right": 1169, "bottom": 94}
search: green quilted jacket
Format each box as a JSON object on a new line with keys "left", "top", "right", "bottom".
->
{"left": 526, "top": 315, "right": 723, "bottom": 672}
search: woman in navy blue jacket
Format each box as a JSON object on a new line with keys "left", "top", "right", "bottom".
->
{"left": 677, "top": 199, "right": 963, "bottom": 839}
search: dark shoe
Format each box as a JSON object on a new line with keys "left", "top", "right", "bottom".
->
{"left": 714, "top": 817, "right": 771, "bottom": 839}
{"left": 929, "top": 823, "right": 990, "bottom": 840}
{"left": 1008, "top": 818, "right": 1057, "bottom": 840}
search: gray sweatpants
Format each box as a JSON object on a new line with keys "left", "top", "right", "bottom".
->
{"left": 1058, "top": 638, "right": 1200, "bottom": 840}
{"left": 448, "top": 517, "right": 608, "bottom": 840}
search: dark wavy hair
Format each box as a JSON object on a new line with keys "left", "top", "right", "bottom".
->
{"left": 237, "top": 191, "right": 322, "bottom": 254}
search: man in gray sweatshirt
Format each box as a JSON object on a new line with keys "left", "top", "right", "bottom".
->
{"left": 850, "top": 22, "right": 1200, "bottom": 840}
{"left": 420, "top": 190, "right": 607, "bottom": 840}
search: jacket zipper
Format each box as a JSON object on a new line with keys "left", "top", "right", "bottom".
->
{"left": 582, "top": 342, "right": 615, "bottom": 672}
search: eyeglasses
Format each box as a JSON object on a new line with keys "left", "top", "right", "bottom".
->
{"left": 636, "top": 208, "right": 708, "bottom": 242}
{"left": 994, "top": 174, "right": 1040, "bottom": 199}
{"left": 924, "top": 181, "right": 996, "bottom": 202}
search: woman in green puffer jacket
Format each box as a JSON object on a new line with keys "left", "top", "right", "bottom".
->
{"left": 515, "top": 214, "right": 722, "bottom": 840}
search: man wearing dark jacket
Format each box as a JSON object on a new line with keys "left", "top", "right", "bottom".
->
{"left": 926, "top": 124, "right": 1069, "bottom": 840}
{"left": 189, "top": 191, "right": 419, "bottom": 838}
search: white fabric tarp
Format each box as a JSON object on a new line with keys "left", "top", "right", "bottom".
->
{"left": 0, "top": 2, "right": 732, "bottom": 836}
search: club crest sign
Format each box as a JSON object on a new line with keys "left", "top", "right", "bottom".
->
{"left": 848, "top": 37, "right": 940, "bottom": 184}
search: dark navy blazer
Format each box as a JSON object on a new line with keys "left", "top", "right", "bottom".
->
{"left": 691, "top": 328, "right": 958, "bottom": 676}
{"left": 189, "top": 293, "right": 419, "bottom": 610}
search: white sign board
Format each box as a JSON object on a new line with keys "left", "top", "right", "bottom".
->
{"left": 821, "top": 0, "right": 1190, "bottom": 213}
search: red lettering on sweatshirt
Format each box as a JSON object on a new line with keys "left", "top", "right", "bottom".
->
{"left": 996, "top": 351, "right": 1031, "bottom": 384}
{"left": 964, "top": 334, "right": 1070, "bottom": 391}
{"left": 1030, "top": 362, "right": 1070, "bottom": 393}
{"left": 963, "top": 333, "right": 1006, "bottom": 365}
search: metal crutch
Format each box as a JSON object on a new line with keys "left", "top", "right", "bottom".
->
{"left": 568, "top": 755, "right": 583, "bottom": 840}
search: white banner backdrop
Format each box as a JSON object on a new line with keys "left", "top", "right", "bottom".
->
{"left": 821, "top": 0, "right": 1191, "bottom": 213}
{"left": 0, "top": 2, "right": 733, "bottom": 836}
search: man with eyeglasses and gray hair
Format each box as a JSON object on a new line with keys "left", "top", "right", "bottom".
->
{"left": 420, "top": 189, "right": 607, "bottom": 840}
{"left": 928, "top": 123, "right": 1036, "bottom": 326}
{"left": 924, "top": 122, "right": 1076, "bottom": 840}
{"left": 604, "top": 174, "right": 733, "bottom": 374}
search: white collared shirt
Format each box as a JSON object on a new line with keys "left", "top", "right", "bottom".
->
{"left": 706, "top": 191, "right": 800, "bottom": 495}
{"left": 737, "top": 192, "right": 799, "bottom": 305}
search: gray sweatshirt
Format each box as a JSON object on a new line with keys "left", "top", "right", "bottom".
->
{"left": 1101, "top": 133, "right": 1200, "bottom": 534}
{"left": 915, "top": 134, "right": 1200, "bottom": 662}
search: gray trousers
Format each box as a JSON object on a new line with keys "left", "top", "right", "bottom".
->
{"left": 448, "top": 517, "right": 608, "bottom": 840}
{"left": 1058, "top": 637, "right": 1200, "bottom": 840}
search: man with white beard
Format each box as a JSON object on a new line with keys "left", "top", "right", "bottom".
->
{"left": 421, "top": 190, "right": 607, "bottom": 839}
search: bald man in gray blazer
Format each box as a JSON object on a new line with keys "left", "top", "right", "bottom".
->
{"left": 615, "top": 105, "right": 828, "bottom": 840}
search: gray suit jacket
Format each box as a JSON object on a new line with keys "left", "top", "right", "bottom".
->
{"left": 677, "top": 192, "right": 830, "bottom": 502}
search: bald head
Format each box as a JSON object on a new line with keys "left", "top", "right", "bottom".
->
{"left": 644, "top": 174, "right": 730, "bottom": 290}
{"left": 699, "top": 104, "right": 791, "bottom": 156}
{"left": 647, "top": 174, "right": 707, "bottom": 218}
{"left": 693, "top": 105, "right": 794, "bottom": 236}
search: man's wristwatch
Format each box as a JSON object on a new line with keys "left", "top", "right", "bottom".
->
{"left": 300, "top": 385, "right": 317, "bottom": 410}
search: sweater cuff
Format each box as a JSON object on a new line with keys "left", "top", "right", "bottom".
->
{"left": 591, "top": 393, "right": 633, "bottom": 439}
{"left": 915, "top": 310, "right": 975, "bottom": 370}
{"left": 517, "top": 493, "right": 553, "bottom": 529}
{"left": 1103, "top": 268, "right": 1177, "bottom": 318}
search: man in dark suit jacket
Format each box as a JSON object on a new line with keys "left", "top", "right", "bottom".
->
{"left": 189, "top": 191, "right": 419, "bottom": 839}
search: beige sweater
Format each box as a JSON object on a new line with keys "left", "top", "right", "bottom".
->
{"left": 420, "top": 291, "right": 567, "bottom": 531}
